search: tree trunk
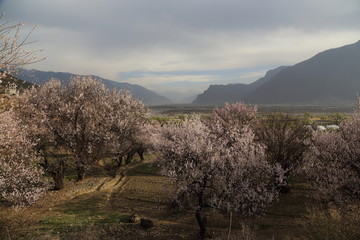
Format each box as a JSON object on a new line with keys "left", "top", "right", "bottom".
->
{"left": 114, "top": 153, "right": 123, "bottom": 167}
{"left": 125, "top": 152, "right": 134, "bottom": 164}
{"left": 77, "top": 165, "right": 86, "bottom": 181}
{"left": 138, "top": 149, "right": 145, "bottom": 161}
{"left": 53, "top": 172, "right": 64, "bottom": 190}
{"left": 227, "top": 212, "right": 233, "bottom": 240}
{"left": 195, "top": 208, "right": 207, "bottom": 239}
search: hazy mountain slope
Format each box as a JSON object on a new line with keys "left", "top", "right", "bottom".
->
{"left": 245, "top": 40, "right": 360, "bottom": 105}
{"left": 17, "top": 69, "right": 172, "bottom": 105}
{"left": 248, "top": 66, "right": 288, "bottom": 90}
{"left": 192, "top": 66, "right": 287, "bottom": 105}
{"left": 192, "top": 83, "right": 250, "bottom": 105}
{"left": 159, "top": 91, "right": 198, "bottom": 103}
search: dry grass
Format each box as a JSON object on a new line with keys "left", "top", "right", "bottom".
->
{"left": 1, "top": 161, "right": 351, "bottom": 240}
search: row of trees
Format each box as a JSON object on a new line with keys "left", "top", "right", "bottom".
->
{"left": 154, "top": 102, "right": 360, "bottom": 238}
{"left": 3, "top": 80, "right": 359, "bottom": 236}
{"left": 0, "top": 76, "right": 148, "bottom": 204}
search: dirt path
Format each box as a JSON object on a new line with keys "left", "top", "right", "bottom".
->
{"left": 4, "top": 162, "right": 142, "bottom": 228}
{"left": 2, "top": 162, "right": 202, "bottom": 240}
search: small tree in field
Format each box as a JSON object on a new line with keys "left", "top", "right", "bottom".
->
{"left": 211, "top": 102, "right": 257, "bottom": 127}
{"left": 305, "top": 113, "right": 360, "bottom": 205}
{"left": 0, "top": 110, "right": 46, "bottom": 206}
{"left": 18, "top": 76, "right": 146, "bottom": 182}
{"left": 115, "top": 123, "right": 152, "bottom": 166}
{"left": 256, "top": 113, "right": 312, "bottom": 192}
{"left": 155, "top": 114, "right": 277, "bottom": 239}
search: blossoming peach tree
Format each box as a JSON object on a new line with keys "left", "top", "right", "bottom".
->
{"left": 305, "top": 113, "right": 360, "bottom": 205}
{"left": 155, "top": 103, "right": 278, "bottom": 239}
{"left": 0, "top": 109, "right": 46, "bottom": 206}
{"left": 17, "top": 76, "right": 146, "bottom": 183}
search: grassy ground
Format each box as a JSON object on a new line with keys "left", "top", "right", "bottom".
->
{"left": 0, "top": 159, "right": 318, "bottom": 240}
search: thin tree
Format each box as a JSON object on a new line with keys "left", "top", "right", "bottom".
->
{"left": 0, "top": 13, "right": 44, "bottom": 76}
{"left": 256, "top": 113, "right": 312, "bottom": 192}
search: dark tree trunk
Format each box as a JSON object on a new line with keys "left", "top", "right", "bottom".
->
{"left": 138, "top": 149, "right": 145, "bottom": 161}
{"left": 115, "top": 154, "right": 123, "bottom": 167}
{"left": 42, "top": 155, "right": 66, "bottom": 190}
{"left": 77, "top": 165, "right": 86, "bottom": 181}
{"left": 53, "top": 172, "right": 64, "bottom": 190}
{"left": 195, "top": 208, "right": 207, "bottom": 239}
{"left": 125, "top": 152, "right": 135, "bottom": 164}
{"left": 195, "top": 189, "right": 208, "bottom": 239}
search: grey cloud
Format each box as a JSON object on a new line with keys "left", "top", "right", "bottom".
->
{"left": 4, "top": 1, "right": 360, "bottom": 38}
{"left": 1, "top": 0, "right": 359, "bottom": 92}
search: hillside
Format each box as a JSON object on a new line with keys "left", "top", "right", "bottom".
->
{"left": 192, "top": 66, "right": 287, "bottom": 105}
{"left": 245, "top": 40, "right": 360, "bottom": 105}
{"left": 17, "top": 69, "right": 172, "bottom": 106}
{"left": 0, "top": 71, "right": 34, "bottom": 94}
{"left": 193, "top": 40, "right": 360, "bottom": 106}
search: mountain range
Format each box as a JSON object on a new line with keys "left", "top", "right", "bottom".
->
{"left": 193, "top": 40, "right": 360, "bottom": 106}
{"left": 16, "top": 69, "right": 172, "bottom": 106}
{"left": 192, "top": 66, "right": 287, "bottom": 105}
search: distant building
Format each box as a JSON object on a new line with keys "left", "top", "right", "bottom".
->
{"left": 7, "top": 83, "right": 18, "bottom": 96}
{"left": 316, "top": 125, "right": 326, "bottom": 131}
{"left": 326, "top": 125, "right": 340, "bottom": 130}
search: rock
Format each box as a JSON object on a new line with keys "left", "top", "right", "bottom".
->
{"left": 128, "top": 214, "right": 140, "bottom": 223}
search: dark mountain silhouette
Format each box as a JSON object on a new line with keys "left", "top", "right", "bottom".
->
{"left": 245, "top": 40, "right": 360, "bottom": 105}
{"left": 192, "top": 66, "right": 287, "bottom": 105}
{"left": 17, "top": 69, "right": 172, "bottom": 105}
{"left": 193, "top": 40, "right": 360, "bottom": 106}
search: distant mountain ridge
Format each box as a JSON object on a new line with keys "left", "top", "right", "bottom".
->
{"left": 17, "top": 69, "right": 172, "bottom": 106}
{"left": 245, "top": 40, "right": 360, "bottom": 105}
{"left": 193, "top": 40, "right": 360, "bottom": 106}
{"left": 192, "top": 66, "right": 287, "bottom": 105}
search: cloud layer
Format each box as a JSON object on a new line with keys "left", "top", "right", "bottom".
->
{"left": 2, "top": 0, "right": 360, "bottom": 95}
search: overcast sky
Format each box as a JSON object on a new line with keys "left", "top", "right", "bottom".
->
{"left": 1, "top": 0, "right": 360, "bottom": 95}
